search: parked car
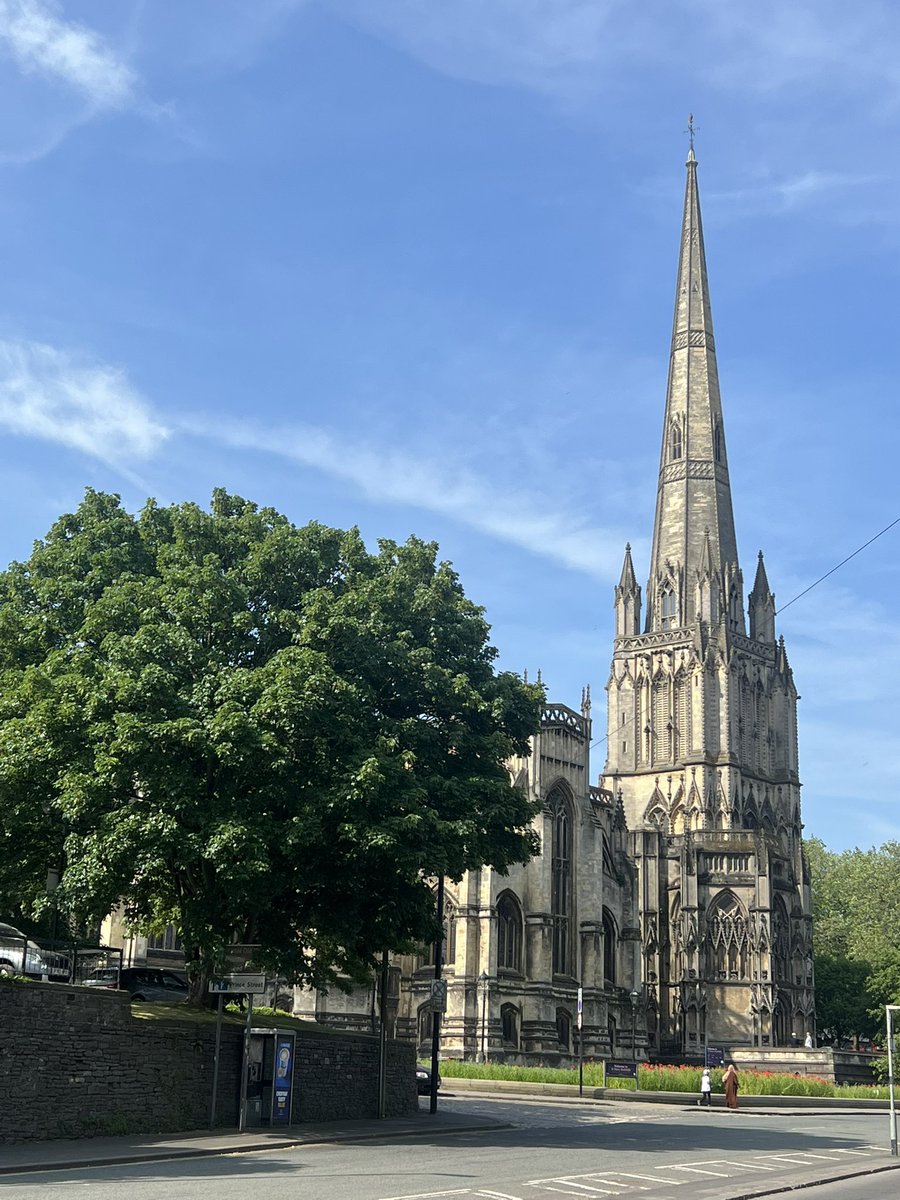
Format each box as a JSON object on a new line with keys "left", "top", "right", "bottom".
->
{"left": 416, "top": 1065, "right": 441, "bottom": 1095}
{"left": 0, "top": 922, "right": 68, "bottom": 980}
{"left": 82, "top": 966, "right": 189, "bottom": 1003}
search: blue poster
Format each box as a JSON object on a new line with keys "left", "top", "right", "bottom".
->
{"left": 272, "top": 1034, "right": 294, "bottom": 1124}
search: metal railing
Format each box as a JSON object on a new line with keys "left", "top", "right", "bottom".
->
{"left": 0, "top": 931, "right": 122, "bottom": 985}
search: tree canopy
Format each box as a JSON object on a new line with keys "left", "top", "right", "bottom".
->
{"left": 806, "top": 837, "right": 900, "bottom": 1040}
{"left": 0, "top": 489, "right": 543, "bottom": 998}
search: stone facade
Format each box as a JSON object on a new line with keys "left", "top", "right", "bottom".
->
{"left": 0, "top": 979, "right": 416, "bottom": 1144}
{"left": 297, "top": 702, "right": 644, "bottom": 1066}
{"left": 299, "top": 151, "right": 815, "bottom": 1064}
{"left": 600, "top": 151, "right": 814, "bottom": 1055}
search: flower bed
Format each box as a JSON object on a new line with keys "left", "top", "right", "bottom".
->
{"left": 435, "top": 1059, "right": 889, "bottom": 1099}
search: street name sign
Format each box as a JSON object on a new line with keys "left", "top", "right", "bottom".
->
{"left": 209, "top": 973, "right": 267, "bottom": 995}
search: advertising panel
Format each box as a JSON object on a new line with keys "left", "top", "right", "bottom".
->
{"left": 272, "top": 1033, "right": 295, "bottom": 1124}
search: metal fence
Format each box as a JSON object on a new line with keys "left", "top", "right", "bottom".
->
{"left": 0, "top": 929, "right": 123, "bottom": 985}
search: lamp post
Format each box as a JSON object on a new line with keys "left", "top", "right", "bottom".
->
{"left": 478, "top": 970, "right": 489, "bottom": 1062}
{"left": 630, "top": 989, "right": 639, "bottom": 1062}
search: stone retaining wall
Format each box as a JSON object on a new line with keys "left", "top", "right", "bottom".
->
{"left": 0, "top": 979, "right": 416, "bottom": 1144}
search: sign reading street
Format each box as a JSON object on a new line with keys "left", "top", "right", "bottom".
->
{"left": 209, "top": 973, "right": 267, "bottom": 995}
{"left": 705, "top": 1045, "right": 725, "bottom": 1067}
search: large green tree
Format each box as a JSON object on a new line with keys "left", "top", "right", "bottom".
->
{"left": 806, "top": 837, "right": 900, "bottom": 1037}
{"left": 0, "top": 489, "right": 543, "bottom": 999}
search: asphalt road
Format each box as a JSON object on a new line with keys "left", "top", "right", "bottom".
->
{"left": 0, "top": 1095, "right": 896, "bottom": 1200}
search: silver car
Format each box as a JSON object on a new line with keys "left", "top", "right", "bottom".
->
{"left": 0, "top": 921, "right": 68, "bottom": 978}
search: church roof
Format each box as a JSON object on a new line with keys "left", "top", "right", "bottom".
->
{"left": 646, "top": 145, "right": 741, "bottom": 623}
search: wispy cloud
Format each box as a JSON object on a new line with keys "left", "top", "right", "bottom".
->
{"left": 0, "top": 340, "right": 169, "bottom": 469}
{"left": 0, "top": 0, "right": 137, "bottom": 108}
{"left": 331, "top": 0, "right": 624, "bottom": 95}
{"left": 183, "top": 415, "right": 634, "bottom": 579}
{"left": 707, "top": 170, "right": 884, "bottom": 216}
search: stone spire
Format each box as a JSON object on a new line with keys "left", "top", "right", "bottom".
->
{"left": 749, "top": 551, "right": 776, "bottom": 643}
{"left": 615, "top": 543, "right": 641, "bottom": 637}
{"left": 646, "top": 146, "right": 740, "bottom": 633}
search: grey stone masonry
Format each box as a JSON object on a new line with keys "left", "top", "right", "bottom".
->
{"left": 0, "top": 978, "right": 416, "bottom": 1144}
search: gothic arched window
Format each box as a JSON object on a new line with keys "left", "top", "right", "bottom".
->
{"left": 661, "top": 587, "right": 677, "bottom": 628}
{"left": 705, "top": 891, "right": 749, "bottom": 980}
{"left": 714, "top": 422, "right": 723, "bottom": 462}
{"left": 422, "top": 889, "right": 457, "bottom": 969}
{"left": 772, "top": 896, "right": 790, "bottom": 982}
{"left": 497, "top": 892, "right": 523, "bottom": 973}
{"left": 602, "top": 908, "right": 617, "bottom": 985}
{"left": 557, "top": 1007, "right": 572, "bottom": 1051}
{"left": 670, "top": 421, "right": 683, "bottom": 461}
{"left": 501, "top": 1003, "right": 520, "bottom": 1048}
{"left": 550, "top": 786, "right": 573, "bottom": 976}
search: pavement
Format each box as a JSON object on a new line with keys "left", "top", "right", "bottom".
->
{"left": 0, "top": 1090, "right": 897, "bottom": 1200}
{"left": 0, "top": 1109, "right": 506, "bottom": 1176}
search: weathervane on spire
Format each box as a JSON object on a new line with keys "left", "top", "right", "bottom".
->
{"left": 685, "top": 113, "right": 696, "bottom": 152}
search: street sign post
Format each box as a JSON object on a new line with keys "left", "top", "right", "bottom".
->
{"left": 605, "top": 1060, "right": 638, "bottom": 1090}
{"left": 577, "top": 986, "right": 584, "bottom": 1096}
{"left": 705, "top": 1045, "right": 725, "bottom": 1068}
{"left": 205, "top": 974, "right": 268, "bottom": 1131}
{"left": 209, "top": 973, "right": 267, "bottom": 995}
{"left": 887, "top": 1005, "right": 900, "bottom": 1156}
{"left": 429, "top": 978, "right": 447, "bottom": 1012}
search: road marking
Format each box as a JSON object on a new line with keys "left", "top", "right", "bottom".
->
{"left": 720, "top": 1161, "right": 776, "bottom": 1171}
{"left": 541, "top": 1183, "right": 620, "bottom": 1196}
{"left": 536, "top": 1188, "right": 611, "bottom": 1198}
{"left": 614, "top": 1172, "right": 684, "bottom": 1185}
{"left": 790, "top": 1153, "right": 842, "bottom": 1160}
{"left": 525, "top": 1174, "right": 631, "bottom": 1192}
{"left": 668, "top": 1165, "right": 731, "bottom": 1177}
{"left": 476, "top": 1191, "right": 525, "bottom": 1199}
{"left": 764, "top": 1156, "right": 823, "bottom": 1166}
{"left": 380, "top": 1191, "right": 472, "bottom": 1200}
{"left": 829, "top": 1149, "right": 870, "bottom": 1156}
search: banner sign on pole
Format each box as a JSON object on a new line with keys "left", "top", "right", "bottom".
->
{"left": 577, "top": 986, "right": 583, "bottom": 1031}
{"left": 209, "top": 973, "right": 267, "bottom": 995}
{"left": 705, "top": 1045, "right": 725, "bottom": 1068}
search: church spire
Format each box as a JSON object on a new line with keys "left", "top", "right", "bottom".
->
{"left": 615, "top": 543, "right": 641, "bottom": 637}
{"left": 749, "top": 550, "right": 776, "bottom": 643}
{"left": 646, "top": 141, "right": 741, "bottom": 633}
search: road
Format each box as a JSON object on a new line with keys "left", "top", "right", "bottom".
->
{"left": 0, "top": 1095, "right": 896, "bottom": 1200}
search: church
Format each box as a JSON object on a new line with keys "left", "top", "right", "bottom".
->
{"left": 295, "top": 148, "right": 816, "bottom": 1061}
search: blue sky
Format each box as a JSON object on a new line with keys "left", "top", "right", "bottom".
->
{"left": 0, "top": 0, "right": 896, "bottom": 852}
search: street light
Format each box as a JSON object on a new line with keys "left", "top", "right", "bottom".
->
{"left": 478, "top": 971, "right": 489, "bottom": 1062}
{"left": 630, "top": 989, "right": 639, "bottom": 1062}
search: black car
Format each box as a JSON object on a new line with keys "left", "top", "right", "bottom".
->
{"left": 416, "top": 1065, "right": 441, "bottom": 1095}
{"left": 82, "top": 966, "right": 189, "bottom": 1002}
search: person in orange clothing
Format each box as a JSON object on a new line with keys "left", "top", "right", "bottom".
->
{"left": 723, "top": 1063, "right": 739, "bottom": 1109}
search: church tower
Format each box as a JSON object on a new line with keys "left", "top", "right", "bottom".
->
{"left": 602, "top": 146, "right": 814, "bottom": 1054}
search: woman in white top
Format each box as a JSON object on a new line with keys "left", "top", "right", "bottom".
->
{"left": 699, "top": 1068, "right": 712, "bottom": 1107}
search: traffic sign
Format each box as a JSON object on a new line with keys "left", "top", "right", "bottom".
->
{"left": 429, "top": 978, "right": 448, "bottom": 1012}
{"left": 209, "top": 973, "right": 267, "bottom": 995}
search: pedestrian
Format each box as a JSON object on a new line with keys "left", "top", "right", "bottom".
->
{"left": 722, "top": 1062, "right": 739, "bottom": 1110}
{"left": 698, "top": 1067, "right": 712, "bottom": 1107}
{"left": 804, "top": 1032, "right": 813, "bottom": 1049}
